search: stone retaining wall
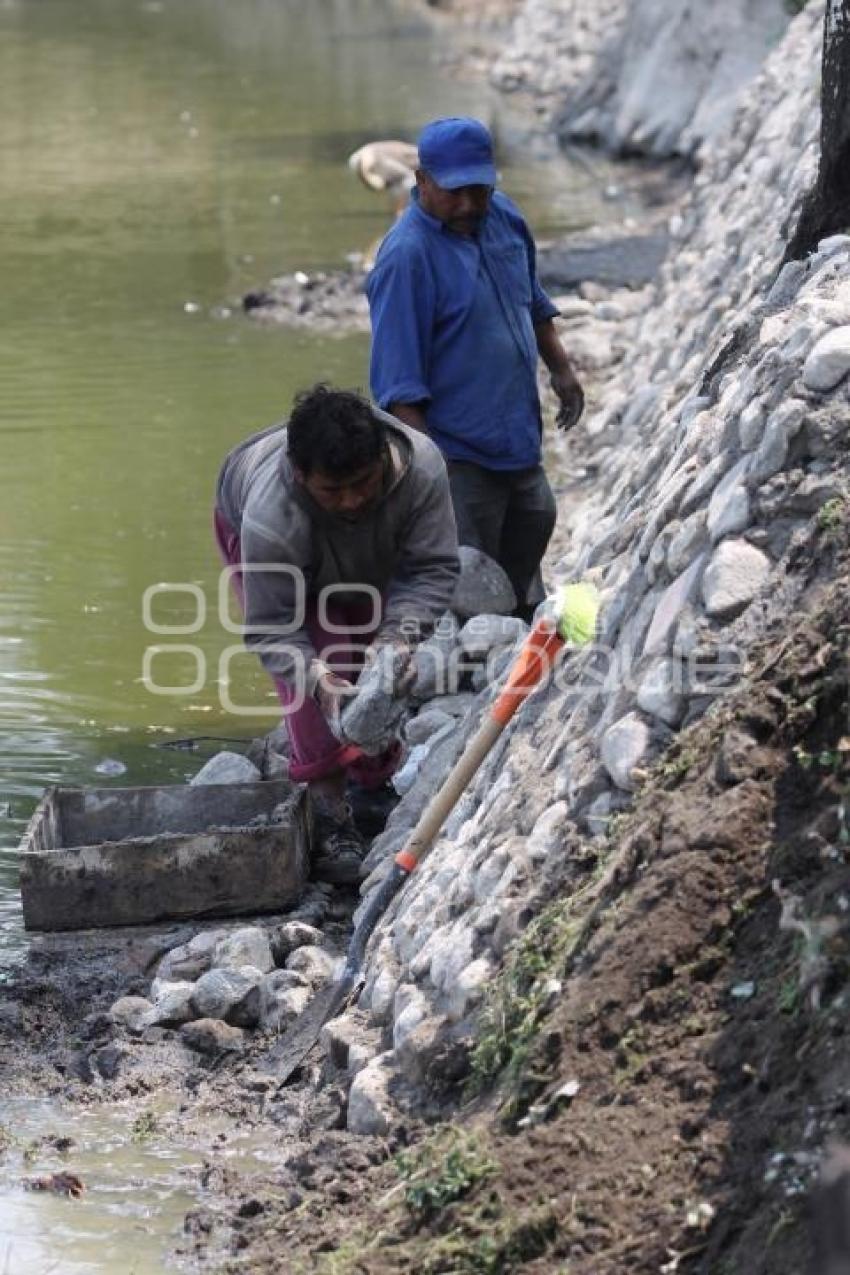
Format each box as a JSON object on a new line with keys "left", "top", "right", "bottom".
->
{"left": 339, "top": 1, "right": 845, "bottom": 1135}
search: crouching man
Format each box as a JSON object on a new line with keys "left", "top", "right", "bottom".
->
{"left": 214, "top": 384, "right": 459, "bottom": 884}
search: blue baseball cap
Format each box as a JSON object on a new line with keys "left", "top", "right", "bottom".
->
{"left": 417, "top": 117, "right": 497, "bottom": 190}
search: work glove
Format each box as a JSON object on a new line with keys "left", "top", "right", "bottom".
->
{"left": 551, "top": 369, "right": 585, "bottom": 433}
{"left": 363, "top": 635, "right": 416, "bottom": 697}
{"left": 309, "top": 660, "right": 358, "bottom": 734}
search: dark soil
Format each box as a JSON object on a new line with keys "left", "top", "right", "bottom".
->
{"left": 211, "top": 517, "right": 850, "bottom": 1274}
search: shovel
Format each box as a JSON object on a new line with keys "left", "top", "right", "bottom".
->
{"left": 259, "top": 585, "right": 599, "bottom": 1083}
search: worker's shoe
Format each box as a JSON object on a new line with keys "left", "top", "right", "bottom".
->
{"left": 311, "top": 804, "right": 368, "bottom": 886}
{"left": 346, "top": 781, "right": 400, "bottom": 838}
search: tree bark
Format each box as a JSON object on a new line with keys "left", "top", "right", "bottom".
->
{"left": 784, "top": 0, "right": 850, "bottom": 262}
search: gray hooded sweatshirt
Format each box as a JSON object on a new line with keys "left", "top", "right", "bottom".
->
{"left": 216, "top": 411, "right": 459, "bottom": 684}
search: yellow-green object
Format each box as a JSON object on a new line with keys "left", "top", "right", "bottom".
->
{"left": 554, "top": 582, "right": 599, "bottom": 646}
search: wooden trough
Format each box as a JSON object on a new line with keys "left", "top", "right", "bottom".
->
{"left": 18, "top": 780, "right": 310, "bottom": 932}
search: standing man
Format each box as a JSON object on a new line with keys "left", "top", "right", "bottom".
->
{"left": 366, "top": 116, "right": 584, "bottom": 621}
{"left": 215, "top": 384, "right": 459, "bottom": 884}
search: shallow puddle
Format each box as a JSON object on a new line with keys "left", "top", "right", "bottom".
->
{"left": 0, "top": 1096, "right": 273, "bottom": 1274}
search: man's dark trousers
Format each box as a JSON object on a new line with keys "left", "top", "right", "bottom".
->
{"left": 447, "top": 461, "right": 556, "bottom": 621}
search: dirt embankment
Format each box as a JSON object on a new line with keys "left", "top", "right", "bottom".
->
{"left": 214, "top": 508, "right": 850, "bottom": 1274}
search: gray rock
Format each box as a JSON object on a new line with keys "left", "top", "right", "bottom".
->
{"left": 259, "top": 972, "right": 310, "bottom": 1032}
{"left": 285, "top": 944, "right": 338, "bottom": 988}
{"left": 450, "top": 546, "right": 516, "bottom": 618}
{"left": 109, "top": 996, "right": 154, "bottom": 1034}
{"left": 392, "top": 985, "right": 430, "bottom": 1051}
{"left": 749, "top": 400, "right": 805, "bottom": 482}
{"left": 321, "top": 1012, "right": 381, "bottom": 1074}
{"left": 148, "top": 980, "right": 197, "bottom": 1027}
{"left": 270, "top": 921, "right": 324, "bottom": 966}
{"left": 391, "top": 743, "right": 430, "bottom": 797}
{"left": 707, "top": 456, "right": 752, "bottom": 542}
{"left": 601, "top": 713, "right": 652, "bottom": 791}
{"left": 783, "top": 473, "right": 845, "bottom": 515}
{"left": 644, "top": 554, "right": 707, "bottom": 656}
{"left": 405, "top": 708, "right": 453, "bottom": 746}
{"left": 584, "top": 791, "right": 614, "bottom": 836}
{"left": 410, "top": 613, "right": 461, "bottom": 701}
{"left": 636, "top": 657, "right": 687, "bottom": 727}
{"left": 738, "top": 400, "right": 766, "bottom": 450}
{"left": 189, "top": 751, "right": 261, "bottom": 786}
{"left": 181, "top": 1018, "right": 244, "bottom": 1056}
{"left": 347, "top": 1053, "right": 396, "bottom": 1135}
{"left": 702, "top": 538, "right": 770, "bottom": 619}
{"left": 802, "top": 326, "right": 850, "bottom": 391}
{"left": 340, "top": 645, "right": 409, "bottom": 755}
{"left": 0, "top": 1001, "right": 23, "bottom": 1033}
{"left": 804, "top": 405, "right": 848, "bottom": 459}
{"left": 767, "top": 259, "right": 808, "bottom": 308}
{"left": 458, "top": 615, "right": 528, "bottom": 659}
{"left": 429, "top": 923, "right": 475, "bottom": 996}
{"left": 446, "top": 958, "right": 493, "bottom": 1023}
{"left": 667, "top": 511, "right": 708, "bottom": 575}
{"left": 526, "top": 802, "right": 570, "bottom": 862}
{"left": 680, "top": 452, "right": 734, "bottom": 519}
{"left": 191, "top": 967, "right": 263, "bottom": 1028}
{"left": 213, "top": 927, "right": 274, "bottom": 975}
{"left": 362, "top": 962, "right": 401, "bottom": 1023}
{"left": 390, "top": 727, "right": 466, "bottom": 831}
{"left": 817, "top": 235, "right": 850, "bottom": 256}
{"left": 156, "top": 931, "right": 223, "bottom": 983}
{"left": 427, "top": 692, "right": 476, "bottom": 718}
{"left": 539, "top": 232, "right": 668, "bottom": 290}
{"left": 91, "top": 1043, "right": 126, "bottom": 1081}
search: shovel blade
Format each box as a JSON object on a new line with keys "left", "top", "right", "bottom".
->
{"left": 257, "top": 970, "right": 356, "bottom": 1084}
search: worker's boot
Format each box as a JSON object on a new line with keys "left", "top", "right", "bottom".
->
{"left": 311, "top": 801, "right": 368, "bottom": 886}
{"left": 346, "top": 781, "right": 400, "bottom": 838}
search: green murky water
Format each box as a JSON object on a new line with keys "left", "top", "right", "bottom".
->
{"left": 0, "top": 1, "right": 626, "bottom": 1265}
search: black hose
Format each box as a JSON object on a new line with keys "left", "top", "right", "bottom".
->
{"left": 345, "top": 862, "right": 409, "bottom": 974}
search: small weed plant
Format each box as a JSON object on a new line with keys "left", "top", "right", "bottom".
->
{"left": 396, "top": 1131, "right": 496, "bottom": 1227}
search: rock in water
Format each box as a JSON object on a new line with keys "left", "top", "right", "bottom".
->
{"left": 450, "top": 547, "right": 516, "bottom": 619}
{"left": 339, "top": 646, "right": 409, "bottom": 755}
{"left": 95, "top": 758, "right": 127, "bottom": 777}
{"left": 189, "top": 751, "right": 261, "bottom": 786}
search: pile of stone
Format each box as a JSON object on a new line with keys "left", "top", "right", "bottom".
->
{"left": 108, "top": 919, "right": 339, "bottom": 1058}
{"left": 242, "top": 266, "right": 370, "bottom": 334}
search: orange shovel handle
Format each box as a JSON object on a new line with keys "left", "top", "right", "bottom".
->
{"left": 490, "top": 618, "right": 564, "bottom": 726}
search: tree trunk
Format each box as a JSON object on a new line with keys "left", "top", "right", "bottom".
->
{"left": 784, "top": 0, "right": 850, "bottom": 262}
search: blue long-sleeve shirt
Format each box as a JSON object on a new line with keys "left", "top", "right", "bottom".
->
{"left": 367, "top": 190, "right": 559, "bottom": 472}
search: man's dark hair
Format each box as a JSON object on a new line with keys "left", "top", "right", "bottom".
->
{"left": 286, "top": 384, "right": 387, "bottom": 477}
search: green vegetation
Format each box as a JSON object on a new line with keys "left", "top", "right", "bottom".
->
{"left": 777, "top": 976, "right": 801, "bottom": 1016}
{"left": 302, "top": 1128, "right": 557, "bottom": 1275}
{"left": 467, "top": 898, "right": 584, "bottom": 1104}
{"left": 818, "top": 497, "right": 847, "bottom": 533}
{"left": 130, "top": 1110, "right": 160, "bottom": 1142}
{"left": 397, "top": 1132, "right": 496, "bottom": 1226}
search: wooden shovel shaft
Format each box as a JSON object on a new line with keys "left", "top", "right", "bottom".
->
{"left": 394, "top": 618, "right": 564, "bottom": 876}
